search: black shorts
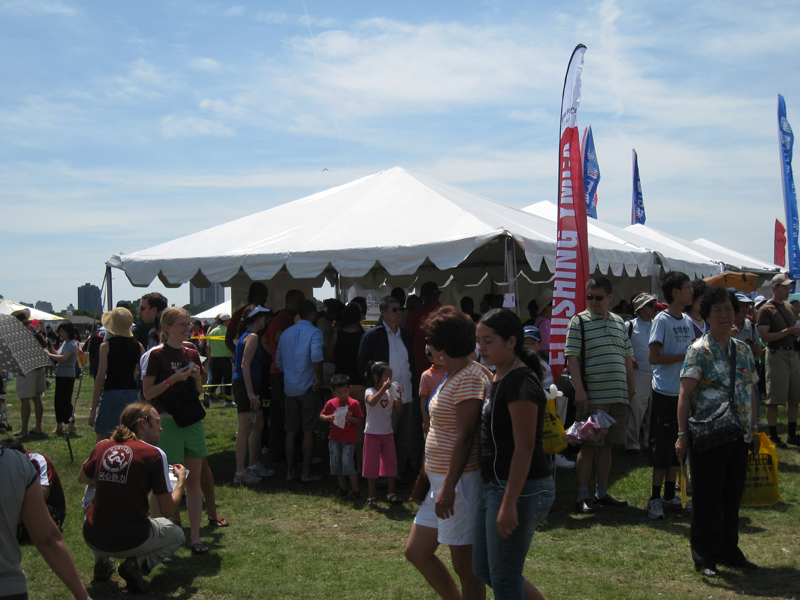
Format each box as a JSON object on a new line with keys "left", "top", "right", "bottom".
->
{"left": 648, "top": 390, "right": 680, "bottom": 469}
{"left": 232, "top": 378, "right": 263, "bottom": 414}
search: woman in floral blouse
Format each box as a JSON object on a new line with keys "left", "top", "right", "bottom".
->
{"left": 676, "top": 287, "right": 759, "bottom": 577}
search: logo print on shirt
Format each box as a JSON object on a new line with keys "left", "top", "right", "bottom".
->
{"left": 380, "top": 397, "right": 389, "bottom": 408}
{"left": 99, "top": 444, "right": 133, "bottom": 484}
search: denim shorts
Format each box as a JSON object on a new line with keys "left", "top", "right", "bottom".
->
{"left": 94, "top": 388, "right": 140, "bottom": 435}
{"left": 329, "top": 440, "right": 356, "bottom": 476}
{"left": 472, "top": 477, "right": 555, "bottom": 599}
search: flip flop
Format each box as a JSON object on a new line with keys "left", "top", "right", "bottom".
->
{"left": 207, "top": 516, "right": 229, "bottom": 527}
{"left": 191, "top": 542, "right": 209, "bottom": 555}
{"left": 387, "top": 493, "right": 403, "bottom": 504}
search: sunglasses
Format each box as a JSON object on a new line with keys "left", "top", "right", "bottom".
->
{"left": 586, "top": 294, "right": 607, "bottom": 302}
{"left": 384, "top": 307, "right": 402, "bottom": 313}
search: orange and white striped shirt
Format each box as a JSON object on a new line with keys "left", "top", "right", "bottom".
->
{"left": 424, "top": 362, "right": 489, "bottom": 475}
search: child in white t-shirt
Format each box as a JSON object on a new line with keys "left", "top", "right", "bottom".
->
{"left": 363, "top": 361, "right": 403, "bottom": 509}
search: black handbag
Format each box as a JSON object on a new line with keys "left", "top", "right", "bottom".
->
{"left": 688, "top": 340, "right": 748, "bottom": 452}
{"left": 161, "top": 379, "right": 206, "bottom": 427}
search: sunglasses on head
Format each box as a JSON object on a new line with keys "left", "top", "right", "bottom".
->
{"left": 586, "top": 294, "right": 607, "bottom": 302}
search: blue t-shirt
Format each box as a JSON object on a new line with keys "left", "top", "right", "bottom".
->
{"left": 233, "top": 332, "right": 262, "bottom": 382}
{"left": 648, "top": 311, "right": 694, "bottom": 395}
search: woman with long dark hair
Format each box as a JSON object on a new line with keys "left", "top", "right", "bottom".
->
{"left": 473, "top": 308, "right": 553, "bottom": 600}
{"left": 45, "top": 322, "right": 79, "bottom": 436}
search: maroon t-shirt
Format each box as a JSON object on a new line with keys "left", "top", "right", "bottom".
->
{"left": 143, "top": 343, "right": 202, "bottom": 414}
{"left": 267, "top": 310, "right": 296, "bottom": 375}
{"left": 26, "top": 451, "right": 66, "bottom": 517}
{"left": 82, "top": 439, "right": 171, "bottom": 552}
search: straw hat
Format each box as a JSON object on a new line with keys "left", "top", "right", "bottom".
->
{"left": 102, "top": 307, "right": 134, "bottom": 337}
{"left": 11, "top": 307, "right": 30, "bottom": 320}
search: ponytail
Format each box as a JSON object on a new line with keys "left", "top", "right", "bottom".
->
{"left": 111, "top": 402, "right": 153, "bottom": 443}
{"left": 364, "top": 361, "right": 390, "bottom": 386}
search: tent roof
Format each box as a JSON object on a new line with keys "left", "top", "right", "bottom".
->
{"left": 0, "top": 300, "right": 66, "bottom": 322}
{"left": 107, "top": 167, "right": 653, "bottom": 286}
{"left": 624, "top": 224, "right": 780, "bottom": 277}
{"left": 523, "top": 201, "right": 722, "bottom": 279}
{"left": 193, "top": 300, "right": 232, "bottom": 320}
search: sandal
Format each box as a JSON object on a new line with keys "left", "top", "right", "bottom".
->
{"left": 367, "top": 497, "right": 378, "bottom": 509}
{"left": 207, "top": 516, "right": 229, "bottom": 527}
{"left": 191, "top": 542, "right": 209, "bottom": 555}
{"left": 387, "top": 493, "right": 403, "bottom": 505}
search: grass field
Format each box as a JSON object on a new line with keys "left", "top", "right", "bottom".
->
{"left": 4, "top": 378, "right": 799, "bottom": 600}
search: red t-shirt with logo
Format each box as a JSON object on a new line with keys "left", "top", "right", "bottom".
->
{"left": 320, "top": 397, "right": 364, "bottom": 444}
{"left": 82, "top": 439, "right": 172, "bottom": 552}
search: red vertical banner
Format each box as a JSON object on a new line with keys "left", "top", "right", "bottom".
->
{"left": 775, "top": 219, "right": 787, "bottom": 267}
{"left": 550, "top": 45, "right": 590, "bottom": 380}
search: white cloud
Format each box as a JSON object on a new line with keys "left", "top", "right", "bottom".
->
{"left": 256, "top": 11, "right": 288, "bottom": 24}
{"left": 188, "top": 57, "right": 220, "bottom": 72}
{"left": 0, "top": 0, "right": 77, "bottom": 16}
{"left": 108, "top": 58, "right": 183, "bottom": 101}
{"left": 160, "top": 115, "right": 234, "bottom": 138}
{"left": 199, "top": 99, "right": 245, "bottom": 117}
{"left": 224, "top": 5, "right": 245, "bottom": 17}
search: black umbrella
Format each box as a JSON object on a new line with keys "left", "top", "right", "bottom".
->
{"left": 0, "top": 314, "right": 51, "bottom": 376}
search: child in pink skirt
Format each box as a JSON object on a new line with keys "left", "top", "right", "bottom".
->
{"left": 363, "top": 361, "right": 403, "bottom": 509}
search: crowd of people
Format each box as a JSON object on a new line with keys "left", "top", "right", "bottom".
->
{"left": 2, "top": 271, "right": 798, "bottom": 598}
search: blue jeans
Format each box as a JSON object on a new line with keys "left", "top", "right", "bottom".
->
{"left": 472, "top": 477, "right": 555, "bottom": 599}
{"left": 329, "top": 440, "right": 356, "bottom": 476}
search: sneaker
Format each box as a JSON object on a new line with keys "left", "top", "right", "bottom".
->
{"left": 786, "top": 434, "right": 800, "bottom": 447}
{"left": 247, "top": 463, "right": 274, "bottom": 478}
{"left": 770, "top": 436, "right": 788, "bottom": 449}
{"left": 202, "top": 396, "right": 211, "bottom": 408}
{"left": 593, "top": 493, "right": 628, "bottom": 507}
{"left": 663, "top": 496, "right": 692, "bottom": 511}
{"left": 93, "top": 558, "right": 116, "bottom": 581}
{"left": 647, "top": 498, "right": 665, "bottom": 520}
{"left": 233, "top": 470, "right": 262, "bottom": 485}
{"left": 555, "top": 454, "right": 576, "bottom": 469}
{"left": 119, "top": 557, "right": 149, "bottom": 593}
{"left": 223, "top": 401, "right": 237, "bottom": 409}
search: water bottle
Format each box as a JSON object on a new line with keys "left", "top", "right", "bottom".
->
{"left": 248, "top": 410, "right": 257, "bottom": 424}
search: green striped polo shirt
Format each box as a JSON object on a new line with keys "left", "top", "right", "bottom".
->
{"left": 565, "top": 309, "right": 633, "bottom": 405}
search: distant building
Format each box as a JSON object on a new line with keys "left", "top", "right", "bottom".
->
{"left": 190, "top": 283, "right": 224, "bottom": 308}
{"left": 20, "top": 302, "right": 34, "bottom": 308}
{"left": 78, "top": 283, "right": 102, "bottom": 312}
{"left": 35, "top": 301, "right": 54, "bottom": 313}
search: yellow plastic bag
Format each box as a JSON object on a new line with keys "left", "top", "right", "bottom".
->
{"left": 542, "top": 398, "right": 567, "bottom": 455}
{"left": 741, "top": 432, "right": 782, "bottom": 507}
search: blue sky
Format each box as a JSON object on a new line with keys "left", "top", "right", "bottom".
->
{"left": 2, "top": 0, "right": 799, "bottom": 311}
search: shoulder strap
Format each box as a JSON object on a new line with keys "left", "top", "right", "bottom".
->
{"left": 728, "top": 339, "right": 737, "bottom": 400}
{"left": 627, "top": 320, "right": 634, "bottom": 339}
{"left": 579, "top": 314, "right": 587, "bottom": 388}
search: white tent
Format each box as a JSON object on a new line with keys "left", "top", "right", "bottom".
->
{"left": 523, "top": 201, "right": 723, "bottom": 280}
{"left": 107, "top": 168, "right": 655, "bottom": 298}
{"left": 625, "top": 224, "right": 780, "bottom": 276}
{"left": 193, "top": 300, "right": 232, "bottom": 320}
{"left": 0, "top": 300, "right": 65, "bottom": 322}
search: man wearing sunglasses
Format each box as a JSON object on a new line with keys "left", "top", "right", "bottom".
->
{"left": 565, "top": 277, "right": 635, "bottom": 515}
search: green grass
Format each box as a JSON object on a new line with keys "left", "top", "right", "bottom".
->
{"left": 5, "top": 378, "right": 800, "bottom": 600}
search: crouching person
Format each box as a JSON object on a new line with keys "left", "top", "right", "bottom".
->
{"left": 79, "top": 402, "right": 186, "bottom": 594}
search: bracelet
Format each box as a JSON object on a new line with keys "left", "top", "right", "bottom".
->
{"left": 164, "top": 378, "right": 171, "bottom": 388}
{"left": 677, "top": 431, "right": 689, "bottom": 436}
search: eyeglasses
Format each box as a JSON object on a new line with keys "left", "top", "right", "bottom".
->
{"left": 586, "top": 294, "right": 608, "bottom": 302}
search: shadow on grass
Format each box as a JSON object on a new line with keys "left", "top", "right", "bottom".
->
{"left": 85, "top": 549, "right": 223, "bottom": 599}
{"left": 705, "top": 565, "right": 800, "bottom": 599}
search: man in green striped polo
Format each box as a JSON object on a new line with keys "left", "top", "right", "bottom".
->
{"left": 566, "top": 276, "right": 636, "bottom": 515}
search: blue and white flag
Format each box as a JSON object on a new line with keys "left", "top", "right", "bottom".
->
{"left": 778, "top": 94, "right": 800, "bottom": 279}
{"left": 582, "top": 126, "right": 600, "bottom": 219}
{"left": 631, "top": 149, "right": 645, "bottom": 225}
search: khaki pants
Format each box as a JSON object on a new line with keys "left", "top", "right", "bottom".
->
{"left": 625, "top": 371, "right": 653, "bottom": 450}
{"left": 86, "top": 517, "right": 185, "bottom": 571}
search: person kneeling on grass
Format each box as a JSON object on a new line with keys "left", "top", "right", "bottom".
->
{"left": 79, "top": 402, "right": 186, "bottom": 594}
{"left": 320, "top": 374, "right": 364, "bottom": 500}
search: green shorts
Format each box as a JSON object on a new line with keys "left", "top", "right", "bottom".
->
{"left": 158, "top": 418, "right": 208, "bottom": 464}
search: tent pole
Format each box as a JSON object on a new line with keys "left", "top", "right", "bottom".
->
{"left": 335, "top": 272, "right": 341, "bottom": 302}
{"left": 106, "top": 266, "right": 113, "bottom": 311}
{"left": 506, "top": 234, "right": 520, "bottom": 316}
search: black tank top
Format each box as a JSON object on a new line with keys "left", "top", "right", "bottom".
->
{"left": 104, "top": 336, "right": 141, "bottom": 390}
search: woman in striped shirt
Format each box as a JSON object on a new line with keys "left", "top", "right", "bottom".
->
{"left": 405, "top": 306, "right": 489, "bottom": 600}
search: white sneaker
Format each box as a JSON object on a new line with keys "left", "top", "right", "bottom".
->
{"left": 554, "top": 454, "right": 576, "bottom": 469}
{"left": 233, "top": 470, "right": 262, "bottom": 485}
{"left": 223, "top": 401, "right": 237, "bottom": 409}
{"left": 647, "top": 498, "right": 665, "bottom": 520}
{"left": 662, "top": 496, "right": 692, "bottom": 511}
{"left": 247, "top": 463, "right": 274, "bottom": 478}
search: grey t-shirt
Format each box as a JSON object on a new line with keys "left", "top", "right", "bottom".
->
{"left": 0, "top": 448, "right": 39, "bottom": 595}
{"left": 649, "top": 311, "right": 694, "bottom": 395}
{"left": 55, "top": 339, "right": 79, "bottom": 378}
